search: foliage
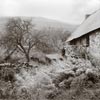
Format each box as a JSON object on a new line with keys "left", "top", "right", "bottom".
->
{"left": 0, "top": 43, "right": 100, "bottom": 100}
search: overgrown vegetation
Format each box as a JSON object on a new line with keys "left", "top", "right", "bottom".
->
{"left": 0, "top": 44, "right": 100, "bottom": 100}
{"left": 0, "top": 17, "right": 100, "bottom": 100}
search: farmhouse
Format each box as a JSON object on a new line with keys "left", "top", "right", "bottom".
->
{"left": 66, "top": 9, "right": 100, "bottom": 48}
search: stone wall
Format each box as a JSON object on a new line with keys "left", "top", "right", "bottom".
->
{"left": 89, "top": 31, "right": 100, "bottom": 57}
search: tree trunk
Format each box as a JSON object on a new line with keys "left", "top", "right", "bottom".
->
{"left": 18, "top": 43, "right": 30, "bottom": 63}
{"left": 25, "top": 53, "right": 30, "bottom": 63}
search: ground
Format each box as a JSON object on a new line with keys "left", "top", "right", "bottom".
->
{"left": 0, "top": 48, "right": 100, "bottom": 100}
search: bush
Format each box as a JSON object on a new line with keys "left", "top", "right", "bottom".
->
{"left": 45, "top": 89, "right": 61, "bottom": 99}
{"left": 31, "top": 52, "right": 52, "bottom": 65}
{"left": 0, "top": 67, "right": 16, "bottom": 82}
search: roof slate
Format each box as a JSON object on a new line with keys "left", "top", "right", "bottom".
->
{"left": 66, "top": 9, "right": 100, "bottom": 42}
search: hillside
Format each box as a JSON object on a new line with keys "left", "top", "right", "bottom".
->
{"left": 0, "top": 45, "right": 100, "bottom": 100}
{"left": 0, "top": 17, "right": 77, "bottom": 36}
{"left": 32, "top": 17, "right": 77, "bottom": 33}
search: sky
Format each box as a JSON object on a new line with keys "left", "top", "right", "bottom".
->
{"left": 0, "top": 0, "right": 100, "bottom": 24}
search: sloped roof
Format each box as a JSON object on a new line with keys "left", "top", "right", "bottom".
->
{"left": 66, "top": 9, "right": 100, "bottom": 42}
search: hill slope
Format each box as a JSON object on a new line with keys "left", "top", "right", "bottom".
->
{"left": 0, "top": 17, "right": 77, "bottom": 36}
{"left": 32, "top": 17, "right": 77, "bottom": 33}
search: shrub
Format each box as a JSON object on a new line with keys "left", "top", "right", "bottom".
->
{"left": 0, "top": 67, "right": 16, "bottom": 82}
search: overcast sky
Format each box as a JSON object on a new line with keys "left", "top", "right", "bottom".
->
{"left": 0, "top": 0, "right": 100, "bottom": 24}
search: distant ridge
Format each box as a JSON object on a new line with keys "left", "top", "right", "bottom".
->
{"left": 0, "top": 17, "right": 78, "bottom": 36}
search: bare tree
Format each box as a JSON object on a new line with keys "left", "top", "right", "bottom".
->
{"left": 33, "top": 31, "right": 53, "bottom": 53}
{"left": 34, "top": 28, "right": 71, "bottom": 53}
{"left": 1, "top": 18, "right": 71, "bottom": 61}
{"left": 2, "top": 18, "right": 36, "bottom": 63}
{"left": 50, "top": 29, "right": 71, "bottom": 52}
